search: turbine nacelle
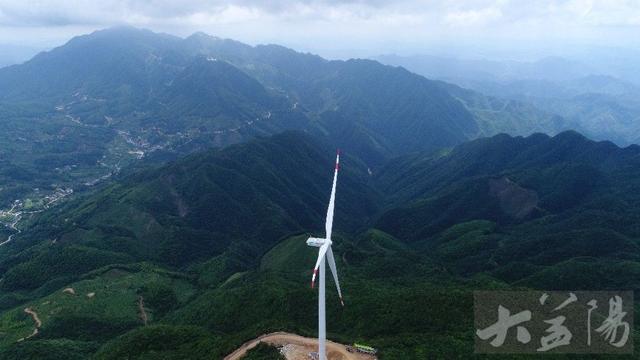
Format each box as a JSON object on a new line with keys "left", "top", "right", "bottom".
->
{"left": 306, "top": 237, "right": 331, "bottom": 247}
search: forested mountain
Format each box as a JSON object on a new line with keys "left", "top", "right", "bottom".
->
{"left": 0, "top": 27, "right": 589, "bottom": 216}
{"left": 439, "top": 81, "right": 570, "bottom": 137}
{"left": 377, "top": 53, "right": 640, "bottom": 147}
{"left": 451, "top": 75, "right": 640, "bottom": 146}
{"left": 1, "top": 130, "right": 640, "bottom": 358}
{"left": 0, "top": 26, "right": 481, "bottom": 170}
{"left": 0, "top": 132, "right": 378, "bottom": 290}
{"left": 375, "top": 131, "right": 640, "bottom": 289}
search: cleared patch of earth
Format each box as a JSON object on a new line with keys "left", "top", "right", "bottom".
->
{"left": 63, "top": 287, "right": 76, "bottom": 295}
{"left": 224, "top": 332, "right": 377, "bottom": 360}
{"left": 489, "top": 177, "right": 539, "bottom": 219}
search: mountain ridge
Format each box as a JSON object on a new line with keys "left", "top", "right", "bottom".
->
{"left": 0, "top": 26, "right": 573, "bottom": 169}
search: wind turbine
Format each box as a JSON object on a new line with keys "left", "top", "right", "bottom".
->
{"left": 307, "top": 150, "right": 344, "bottom": 360}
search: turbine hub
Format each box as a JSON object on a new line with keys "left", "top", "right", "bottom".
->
{"left": 306, "top": 237, "right": 329, "bottom": 247}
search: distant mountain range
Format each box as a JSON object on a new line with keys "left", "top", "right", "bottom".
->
{"left": 0, "top": 27, "right": 477, "bottom": 166}
{"left": 375, "top": 54, "right": 596, "bottom": 83}
{"left": 0, "top": 27, "right": 581, "bottom": 217}
{"left": 377, "top": 53, "right": 640, "bottom": 146}
{"left": 0, "top": 27, "right": 578, "bottom": 240}
{"left": 0, "top": 28, "right": 572, "bottom": 191}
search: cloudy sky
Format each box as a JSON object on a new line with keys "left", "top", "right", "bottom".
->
{"left": 0, "top": 0, "right": 639, "bottom": 60}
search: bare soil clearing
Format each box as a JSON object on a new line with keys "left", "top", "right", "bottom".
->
{"left": 224, "top": 332, "right": 376, "bottom": 360}
{"left": 63, "top": 287, "right": 76, "bottom": 295}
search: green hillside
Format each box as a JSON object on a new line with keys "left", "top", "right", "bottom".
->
{"left": 375, "top": 131, "right": 640, "bottom": 289}
{"left": 439, "top": 81, "right": 569, "bottom": 138}
{"left": 0, "top": 131, "right": 639, "bottom": 358}
{"left": 0, "top": 132, "right": 379, "bottom": 290}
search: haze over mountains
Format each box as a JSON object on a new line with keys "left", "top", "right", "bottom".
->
{"left": 0, "top": 45, "right": 41, "bottom": 68}
{"left": 1, "top": 26, "right": 640, "bottom": 358}
{"left": 377, "top": 53, "right": 640, "bottom": 146}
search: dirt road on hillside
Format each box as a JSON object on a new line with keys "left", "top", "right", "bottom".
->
{"left": 18, "top": 307, "right": 42, "bottom": 341}
{"left": 224, "top": 332, "right": 376, "bottom": 360}
{"left": 138, "top": 296, "right": 148, "bottom": 325}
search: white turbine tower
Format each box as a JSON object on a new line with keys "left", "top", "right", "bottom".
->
{"left": 307, "top": 150, "right": 344, "bottom": 360}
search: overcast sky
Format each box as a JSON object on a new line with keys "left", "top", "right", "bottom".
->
{"left": 0, "top": 0, "right": 639, "bottom": 60}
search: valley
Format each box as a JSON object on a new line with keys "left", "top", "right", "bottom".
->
{"left": 0, "top": 187, "right": 73, "bottom": 246}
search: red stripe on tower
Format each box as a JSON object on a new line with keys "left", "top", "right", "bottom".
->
{"left": 311, "top": 269, "right": 319, "bottom": 288}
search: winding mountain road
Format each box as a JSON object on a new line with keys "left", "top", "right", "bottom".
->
{"left": 18, "top": 307, "right": 42, "bottom": 341}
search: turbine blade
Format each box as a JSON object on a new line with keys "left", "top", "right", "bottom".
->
{"left": 325, "top": 150, "right": 340, "bottom": 240}
{"left": 311, "top": 243, "right": 330, "bottom": 288}
{"left": 326, "top": 246, "right": 344, "bottom": 306}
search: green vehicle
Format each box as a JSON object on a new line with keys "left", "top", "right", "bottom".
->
{"left": 349, "top": 343, "right": 377, "bottom": 355}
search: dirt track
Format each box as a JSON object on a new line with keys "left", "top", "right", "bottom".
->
{"left": 224, "top": 332, "right": 376, "bottom": 360}
{"left": 18, "top": 307, "right": 42, "bottom": 341}
{"left": 138, "top": 296, "right": 148, "bottom": 325}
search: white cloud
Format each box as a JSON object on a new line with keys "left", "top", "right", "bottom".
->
{"left": 180, "top": 5, "right": 263, "bottom": 25}
{"left": 444, "top": 6, "right": 503, "bottom": 27}
{"left": 0, "top": 0, "right": 638, "bottom": 58}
